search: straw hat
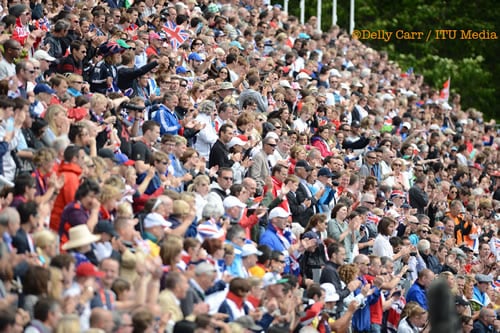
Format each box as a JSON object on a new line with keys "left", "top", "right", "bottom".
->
{"left": 62, "top": 225, "right": 101, "bottom": 251}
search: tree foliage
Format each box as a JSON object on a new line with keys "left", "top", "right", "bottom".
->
{"left": 283, "top": 0, "right": 499, "bottom": 119}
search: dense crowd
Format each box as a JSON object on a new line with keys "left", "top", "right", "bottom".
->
{"left": 0, "top": 0, "right": 498, "bottom": 332}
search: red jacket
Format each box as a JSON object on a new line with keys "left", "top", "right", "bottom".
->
{"left": 49, "top": 162, "right": 82, "bottom": 232}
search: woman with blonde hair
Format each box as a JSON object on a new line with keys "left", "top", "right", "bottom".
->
{"left": 33, "top": 229, "right": 58, "bottom": 265}
{"left": 98, "top": 184, "right": 122, "bottom": 221}
{"left": 42, "top": 104, "right": 69, "bottom": 146}
{"left": 55, "top": 314, "right": 81, "bottom": 333}
{"left": 385, "top": 158, "right": 410, "bottom": 191}
{"left": 397, "top": 302, "right": 428, "bottom": 333}
{"left": 167, "top": 200, "right": 196, "bottom": 237}
{"left": 189, "top": 175, "right": 211, "bottom": 220}
{"left": 66, "top": 73, "right": 86, "bottom": 97}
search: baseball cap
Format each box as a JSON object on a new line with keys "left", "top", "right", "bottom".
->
{"left": 33, "top": 50, "right": 56, "bottom": 62}
{"left": 115, "top": 153, "right": 135, "bottom": 166}
{"left": 94, "top": 220, "right": 118, "bottom": 238}
{"left": 149, "top": 32, "right": 162, "bottom": 40}
{"left": 229, "top": 40, "right": 244, "bottom": 51}
{"left": 176, "top": 66, "right": 188, "bottom": 74}
{"left": 296, "top": 72, "right": 312, "bottom": 80}
{"left": 235, "top": 316, "right": 263, "bottom": 331}
{"left": 33, "top": 83, "right": 55, "bottom": 95}
{"left": 223, "top": 196, "right": 246, "bottom": 209}
{"left": 76, "top": 262, "right": 104, "bottom": 278}
{"left": 98, "top": 148, "right": 119, "bottom": 163}
{"left": 268, "top": 207, "right": 290, "bottom": 220}
{"left": 262, "top": 272, "right": 288, "bottom": 288}
{"left": 144, "top": 212, "right": 172, "bottom": 229}
{"left": 317, "top": 167, "right": 333, "bottom": 178}
{"left": 402, "top": 122, "right": 412, "bottom": 130}
{"left": 194, "top": 261, "right": 218, "bottom": 275}
{"left": 300, "top": 231, "right": 321, "bottom": 245}
{"left": 241, "top": 244, "right": 263, "bottom": 257}
{"left": 188, "top": 52, "right": 203, "bottom": 62}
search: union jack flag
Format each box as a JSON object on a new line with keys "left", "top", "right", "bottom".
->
{"left": 162, "top": 21, "right": 189, "bottom": 50}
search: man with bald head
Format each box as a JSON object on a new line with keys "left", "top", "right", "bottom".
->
{"left": 406, "top": 268, "right": 434, "bottom": 310}
{"left": 89, "top": 308, "right": 114, "bottom": 333}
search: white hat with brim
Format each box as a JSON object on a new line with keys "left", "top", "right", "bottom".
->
{"left": 144, "top": 212, "right": 172, "bottom": 229}
{"left": 62, "top": 224, "right": 101, "bottom": 251}
{"left": 268, "top": 207, "right": 290, "bottom": 219}
{"left": 223, "top": 196, "right": 246, "bottom": 209}
{"left": 241, "top": 244, "right": 263, "bottom": 257}
{"left": 321, "top": 283, "right": 340, "bottom": 302}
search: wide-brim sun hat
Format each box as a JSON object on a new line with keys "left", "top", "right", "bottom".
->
{"left": 62, "top": 224, "right": 101, "bottom": 251}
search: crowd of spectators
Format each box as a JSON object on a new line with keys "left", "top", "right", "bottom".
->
{"left": 0, "top": 0, "right": 498, "bottom": 332}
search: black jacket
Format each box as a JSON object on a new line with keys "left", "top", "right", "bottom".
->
{"left": 289, "top": 182, "right": 317, "bottom": 227}
{"left": 117, "top": 61, "right": 159, "bottom": 91}
{"left": 319, "top": 261, "right": 351, "bottom": 317}
{"left": 12, "top": 229, "right": 33, "bottom": 255}
{"left": 209, "top": 140, "right": 233, "bottom": 169}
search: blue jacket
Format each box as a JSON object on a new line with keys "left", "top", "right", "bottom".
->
{"left": 406, "top": 281, "right": 428, "bottom": 310}
{"left": 225, "top": 241, "right": 244, "bottom": 277}
{"left": 152, "top": 104, "right": 181, "bottom": 135}
{"left": 351, "top": 277, "right": 381, "bottom": 332}
{"left": 259, "top": 223, "right": 291, "bottom": 274}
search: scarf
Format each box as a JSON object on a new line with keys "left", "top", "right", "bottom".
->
{"left": 226, "top": 291, "right": 245, "bottom": 310}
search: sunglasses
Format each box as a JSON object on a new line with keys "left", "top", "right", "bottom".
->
{"left": 266, "top": 143, "right": 277, "bottom": 148}
{"left": 222, "top": 176, "right": 233, "bottom": 181}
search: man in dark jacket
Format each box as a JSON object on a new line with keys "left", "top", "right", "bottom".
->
{"left": 209, "top": 124, "right": 235, "bottom": 169}
{"left": 117, "top": 50, "right": 159, "bottom": 92}
{"left": 320, "top": 243, "right": 361, "bottom": 318}
{"left": 287, "top": 160, "right": 317, "bottom": 227}
{"left": 409, "top": 175, "right": 429, "bottom": 214}
{"left": 12, "top": 201, "right": 38, "bottom": 255}
{"left": 471, "top": 308, "right": 497, "bottom": 333}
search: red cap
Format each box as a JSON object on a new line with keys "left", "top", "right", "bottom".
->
{"left": 76, "top": 262, "right": 105, "bottom": 278}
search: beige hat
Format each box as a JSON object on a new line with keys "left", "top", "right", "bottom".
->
{"left": 62, "top": 225, "right": 101, "bottom": 251}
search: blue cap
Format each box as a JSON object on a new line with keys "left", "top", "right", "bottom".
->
{"left": 229, "top": 40, "right": 244, "bottom": 50}
{"left": 33, "top": 83, "right": 55, "bottom": 95}
{"left": 176, "top": 66, "right": 188, "bottom": 74}
{"left": 318, "top": 167, "right": 333, "bottom": 178}
{"left": 298, "top": 32, "right": 311, "bottom": 40}
{"left": 115, "top": 153, "right": 134, "bottom": 166}
{"left": 188, "top": 52, "right": 203, "bottom": 62}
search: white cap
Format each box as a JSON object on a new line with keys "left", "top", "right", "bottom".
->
{"left": 223, "top": 196, "right": 246, "bottom": 209}
{"left": 279, "top": 80, "right": 291, "bottom": 88}
{"left": 402, "top": 122, "right": 411, "bottom": 130}
{"left": 429, "top": 124, "right": 440, "bottom": 131}
{"left": 241, "top": 244, "right": 263, "bottom": 257}
{"left": 144, "top": 212, "right": 172, "bottom": 229}
{"left": 329, "top": 69, "right": 342, "bottom": 77}
{"left": 262, "top": 272, "right": 287, "bottom": 287}
{"left": 269, "top": 207, "right": 290, "bottom": 220}
{"left": 381, "top": 93, "right": 394, "bottom": 100}
{"left": 33, "top": 50, "right": 56, "bottom": 62}
{"left": 321, "top": 283, "right": 340, "bottom": 302}
{"left": 227, "top": 137, "right": 247, "bottom": 149}
{"left": 340, "top": 83, "right": 350, "bottom": 90}
{"left": 296, "top": 72, "right": 312, "bottom": 80}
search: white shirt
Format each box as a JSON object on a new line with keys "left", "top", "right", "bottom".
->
{"left": 372, "top": 234, "right": 394, "bottom": 258}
